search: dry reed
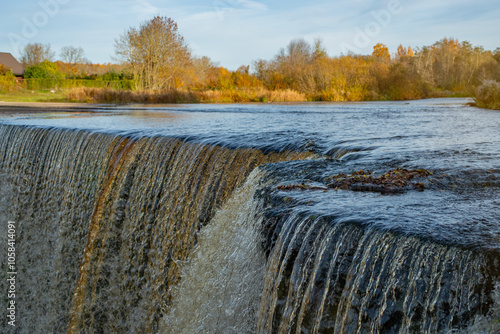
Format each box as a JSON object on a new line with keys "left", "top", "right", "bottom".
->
{"left": 66, "top": 87, "right": 307, "bottom": 104}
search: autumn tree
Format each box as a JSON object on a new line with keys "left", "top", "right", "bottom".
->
{"left": 234, "top": 66, "right": 261, "bottom": 88}
{"left": 114, "top": 16, "right": 191, "bottom": 90}
{"left": 478, "top": 49, "right": 500, "bottom": 82}
{"left": 236, "top": 65, "right": 249, "bottom": 75}
{"left": 20, "top": 43, "right": 55, "bottom": 67}
{"left": 276, "top": 39, "right": 312, "bottom": 80}
{"left": 457, "top": 42, "right": 487, "bottom": 88}
{"left": 396, "top": 45, "right": 413, "bottom": 58}
{"left": 312, "top": 38, "right": 327, "bottom": 60}
{"left": 310, "top": 39, "right": 330, "bottom": 92}
{"left": 331, "top": 55, "right": 378, "bottom": 100}
{"left": 397, "top": 45, "right": 407, "bottom": 57}
{"left": 60, "top": 46, "right": 86, "bottom": 65}
{"left": 413, "top": 45, "right": 434, "bottom": 84}
{"left": 253, "top": 58, "right": 280, "bottom": 89}
{"left": 372, "top": 43, "right": 390, "bottom": 63}
{"left": 431, "top": 38, "right": 461, "bottom": 89}
{"left": 270, "top": 38, "right": 317, "bottom": 93}
{"left": 411, "top": 38, "right": 500, "bottom": 91}
{"left": 493, "top": 48, "right": 500, "bottom": 63}
{"left": 185, "top": 56, "right": 219, "bottom": 89}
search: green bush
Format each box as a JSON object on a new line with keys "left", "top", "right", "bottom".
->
{"left": 24, "top": 61, "right": 65, "bottom": 79}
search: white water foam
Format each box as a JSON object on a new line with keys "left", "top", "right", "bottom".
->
{"left": 160, "top": 168, "right": 267, "bottom": 334}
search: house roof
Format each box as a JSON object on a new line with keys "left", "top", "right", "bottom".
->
{"left": 0, "top": 52, "right": 24, "bottom": 76}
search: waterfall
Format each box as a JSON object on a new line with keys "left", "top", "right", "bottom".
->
{"left": 1, "top": 126, "right": 114, "bottom": 333}
{"left": 1, "top": 123, "right": 498, "bottom": 333}
{"left": 258, "top": 210, "right": 500, "bottom": 333}
{"left": 162, "top": 169, "right": 267, "bottom": 334}
{"left": 0, "top": 124, "right": 309, "bottom": 333}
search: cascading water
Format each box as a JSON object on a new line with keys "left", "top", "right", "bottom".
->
{"left": 0, "top": 124, "right": 311, "bottom": 333}
{"left": 257, "top": 211, "right": 500, "bottom": 333}
{"left": 1, "top": 100, "right": 499, "bottom": 333}
{"left": 162, "top": 169, "right": 268, "bottom": 334}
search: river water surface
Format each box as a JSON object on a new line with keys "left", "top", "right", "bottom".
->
{"left": 0, "top": 98, "right": 499, "bottom": 333}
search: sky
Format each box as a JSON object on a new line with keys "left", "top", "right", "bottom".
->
{"left": 1, "top": 0, "right": 499, "bottom": 70}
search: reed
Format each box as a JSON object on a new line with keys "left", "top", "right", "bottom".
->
{"left": 66, "top": 87, "right": 307, "bottom": 104}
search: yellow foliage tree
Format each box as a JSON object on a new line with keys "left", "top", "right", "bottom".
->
{"left": 114, "top": 16, "right": 191, "bottom": 90}
{"left": 372, "top": 43, "right": 390, "bottom": 62}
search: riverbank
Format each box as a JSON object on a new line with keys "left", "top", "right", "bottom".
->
{"left": 0, "top": 101, "right": 101, "bottom": 114}
{"left": 1, "top": 88, "right": 474, "bottom": 108}
{"left": 0, "top": 97, "right": 479, "bottom": 116}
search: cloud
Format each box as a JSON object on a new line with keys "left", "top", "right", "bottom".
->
{"left": 212, "top": 0, "right": 267, "bottom": 20}
{"left": 0, "top": 0, "right": 498, "bottom": 66}
{"left": 133, "top": 0, "right": 161, "bottom": 19}
{"left": 213, "top": 0, "right": 267, "bottom": 12}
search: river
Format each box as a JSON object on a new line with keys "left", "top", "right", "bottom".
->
{"left": 0, "top": 98, "right": 498, "bottom": 333}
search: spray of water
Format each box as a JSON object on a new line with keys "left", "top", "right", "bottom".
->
{"left": 161, "top": 169, "right": 267, "bottom": 334}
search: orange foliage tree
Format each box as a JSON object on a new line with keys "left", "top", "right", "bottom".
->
{"left": 372, "top": 43, "right": 390, "bottom": 63}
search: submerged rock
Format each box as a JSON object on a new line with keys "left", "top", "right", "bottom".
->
{"left": 274, "top": 168, "right": 433, "bottom": 194}
{"left": 326, "top": 167, "right": 432, "bottom": 193}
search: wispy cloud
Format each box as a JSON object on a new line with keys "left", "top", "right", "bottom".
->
{"left": 0, "top": 0, "right": 498, "bottom": 67}
{"left": 213, "top": 0, "right": 267, "bottom": 12}
{"left": 212, "top": 0, "right": 267, "bottom": 20}
{"left": 133, "top": 0, "right": 160, "bottom": 19}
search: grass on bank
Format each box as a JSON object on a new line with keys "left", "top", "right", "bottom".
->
{"left": 0, "top": 85, "right": 489, "bottom": 106}
{"left": 0, "top": 90, "right": 66, "bottom": 103}
{"left": 0, "top": 86, "right": 307, "bottom": 104}
{"left": 0, "top": 87, "right": 475, "bottom": 104}
{"left": 66, "top": 87, "right": 308, "bottom": 103}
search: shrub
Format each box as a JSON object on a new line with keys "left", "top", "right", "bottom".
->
{"left": 0, "top": 69, "right": 16, "bottom": 93}
{"left": 472, "top": 80, "right": 500, "bottom": 110}
{"left": 0, "top": 64, "right": 11, "bottom": 75}
{"left": 24, "top": 61, "right": 64, "bottom": 79}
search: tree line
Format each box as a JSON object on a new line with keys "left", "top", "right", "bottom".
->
{"left": 14, "top": 43, "right": 129, "bottom": 80}
{"left": 110, "top": 16, "right": 500, "bottom": 102}
{"left": 2, "top": 16, "right": 500, "bottom": 105}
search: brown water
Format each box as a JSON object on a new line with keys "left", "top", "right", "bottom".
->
{"left": 0, "top": 124, "right": 310, "bottom": 333}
